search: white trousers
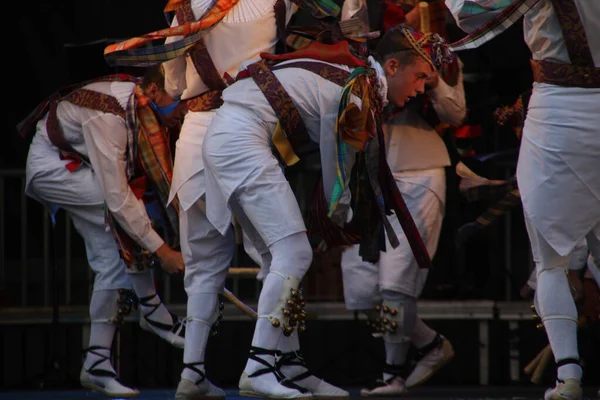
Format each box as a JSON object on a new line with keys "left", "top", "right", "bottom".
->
{"left": 341, "top": 169, "right": 446, "bottom": 308}
{"left": 26, "top": 148, "right": 130, "bottom": 292}
{"left": 180, "top": 193, "right": 235, "bottom": 295}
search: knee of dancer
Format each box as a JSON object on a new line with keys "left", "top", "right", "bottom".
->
{"left": 535, "top": 268, "right": 579, "bottom": 322}
{"left": 535, "top": 260, "right": 570, "bottom": 278}
{"left": 270, "top": 233, "right": 313, "bottom": 279}
{"left": 89, "top": 289, "right": 121, "bottom": 321}
{"left": 381, "top": 290, "right": 418, "bottom": 342}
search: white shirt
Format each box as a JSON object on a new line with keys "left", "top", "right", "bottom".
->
{"left": 163, "top": 0, "right": 298, "bottom": 100}
{"left": 163, "top": 0, "right": 298, "bottom": 210}
{"left": 32, "top": 81, "right": 164, "bottom": 253}
{"left": 385, "top": 69, "right": 466, "bottom": 174}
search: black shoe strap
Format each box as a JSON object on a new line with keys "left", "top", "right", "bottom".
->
{"left": 138, "top": 294, "right": 179, "bottom": 331}
{"left": 276, "top": 351, "right": 312, "bottom": 383}
{"left": 83, "top": 346, "right": 117, "bottom": 378}
{"left": 382, "top": 362, "right": 410, "bottom": 381}
{"left": 184, "top": 361, "right": 207, "bottom": 385}
{"left": 415, "top": 334, "right": 443, "bottom": 360}
{"left": 248, "top": 347, "right": 284, "bottom": 381}
{"left": 557, "top": 358, "right": 580, "bottom": 368}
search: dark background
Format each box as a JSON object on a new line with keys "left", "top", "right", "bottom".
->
{"left": 4, "top": 0, "right": 598, "bottom": 393}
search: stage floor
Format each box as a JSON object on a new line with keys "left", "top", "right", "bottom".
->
{"left": 2, "top": 387, "right": 599, "bottom": 400}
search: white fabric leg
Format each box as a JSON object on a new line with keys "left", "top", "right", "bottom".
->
{"left": 378, "top": 177, "right": 444, "bottom": 298}
{"left": 380, "top": 291, "right": 416, "bottom": 381}
{"left": 129, "top": 270, "right": 172, "bottom": 327}
{"left": 129, "top": 269, "right": 185, "bottom": 349}
{"left": 181, "top": 197, "right": 235, "bottom": 295}
{"left": 340, "top": 245, "right": 381, "bottom": 310}
{"left": 81, "top": 289, "right": 139, "bottom": 397}
{"left": 27, "top": 155, "right": 130, "bottom": 292}
{"left": 86, "top": 289, "right": 120, "bottom": 374}
{"left": 66, "top": 205, "right": 131, "bottom": 291}
{"left": 181, "top": 293, "right": 217, "bottom": 381}
{"left": 242, "top": 233, "right": 313, "bottom": 398}
{"left": 525, "top": 214, "right": 582, "bottom": 382}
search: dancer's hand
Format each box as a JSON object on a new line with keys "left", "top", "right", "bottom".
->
{"left": 155, "top": 244, "right": 185, "bottom": 274}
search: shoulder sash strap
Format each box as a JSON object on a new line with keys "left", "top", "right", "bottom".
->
{"left": 550, "top": 0, "right": 595, "bottom": 67}
{"left": 176, "top": 0, "right": 227, "bottom": 90}
{"left": 46, "top": 76, "right": 137, "bottom": 161}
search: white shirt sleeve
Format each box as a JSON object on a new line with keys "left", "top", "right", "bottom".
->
{"left": 427, "top": 66, "right": 467, "bottom": 125}
{"left": 81, "top": 113, "right": 164, "bottom": 253}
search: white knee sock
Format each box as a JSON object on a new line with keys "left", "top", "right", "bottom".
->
{"left": 128, "top": 270, "right": 172, "bottom": 325}
{"left": 536, "top": 267, "right": 582, "bottom": 381}
{"left": 381, "top": 290, "right": 417, "bottom": 381}
{"left": 244, "top": 233, "right": 312, "bottom": 392}
{"left": 182, "top": 293, "right": 218, "bottom": 384}
{"left": 247, "top": 272, "right": 284, "bottom": 361}
{"left": 85, "top": 290, "right": 119, "bottom": 375}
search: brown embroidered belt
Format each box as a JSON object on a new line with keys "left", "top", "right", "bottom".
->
{"left": 186, "top": 89, "right": 224, "bottom": 112}
{"left": 531, "top": 59, "right": 600, "bottom": 88}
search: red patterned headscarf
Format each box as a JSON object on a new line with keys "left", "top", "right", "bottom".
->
{"left": 390, "top": 24, "right": 455, "bottom": 70}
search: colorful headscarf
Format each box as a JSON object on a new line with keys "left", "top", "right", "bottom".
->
{"left": 389, "top": 24, "right": 455, "bottom": 70}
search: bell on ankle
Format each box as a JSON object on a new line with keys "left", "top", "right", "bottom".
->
{"left": 271, "top": 318, "right": 281, "bottom": 328}
{"left": 283, "top": 326, "right": 294, "bottom": 336}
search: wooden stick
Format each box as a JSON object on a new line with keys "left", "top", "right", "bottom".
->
{"left": 531, "top": 345, "right": 553, "bottom": 384}
{"left": 223, "top": 288, "right": 258, "bottom": 320}
{"left": 419, "top": 2, "right": 431, "bottom": 33}
{"left": 524, "top": 344, "right": 547, "bottom": 376}
{"left": 228, "top": 267, "right": 261, "bottom": 276}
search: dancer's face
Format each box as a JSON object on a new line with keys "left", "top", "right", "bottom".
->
{"left": 384, "top": 56, "right": 433, "bottom": 107}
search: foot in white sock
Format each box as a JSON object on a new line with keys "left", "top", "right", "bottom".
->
{"left": 177, "top": 294, "right": 223, "bottom": 399}
{"left": 80, "top": 346, "right": 140, "bottom": 398}
{"left": 240, "top": 346, "right": 312, "bottom": 399}
{"left": 276, "top": 351, "right": 348, "bottom": 399}
{"left": 544, "top": 379, "right": 582, "bottom": 400}
{"left": 405, "top": 334, "right": 455, "bottom": 388}
{"left": 138, "top": 293, "right": 185, "bottom": 348}
{"left": 176, "top": 362, "right": 225, "bottom": 400}
{"left": 359, "top": 376, "right": 407, "bottom": 397}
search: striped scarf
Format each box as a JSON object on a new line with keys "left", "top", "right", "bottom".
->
{"left": 104, "top": 0, "right": 242, "bottom": 67}
{"left": 105, "top": 86, "right": 181, "bottom": 268}
{"left": 449, "top": 0, "right": 541, "bottom": 51}
{"left": 104, "top": 0, "right": 340, "bottom": 67}
{"left": 334, "top": 64, "right": 432, "bottom": 268}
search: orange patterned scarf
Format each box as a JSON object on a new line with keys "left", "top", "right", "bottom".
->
{"left": 104, "top": 0, "right": 240, "bottom": 56}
